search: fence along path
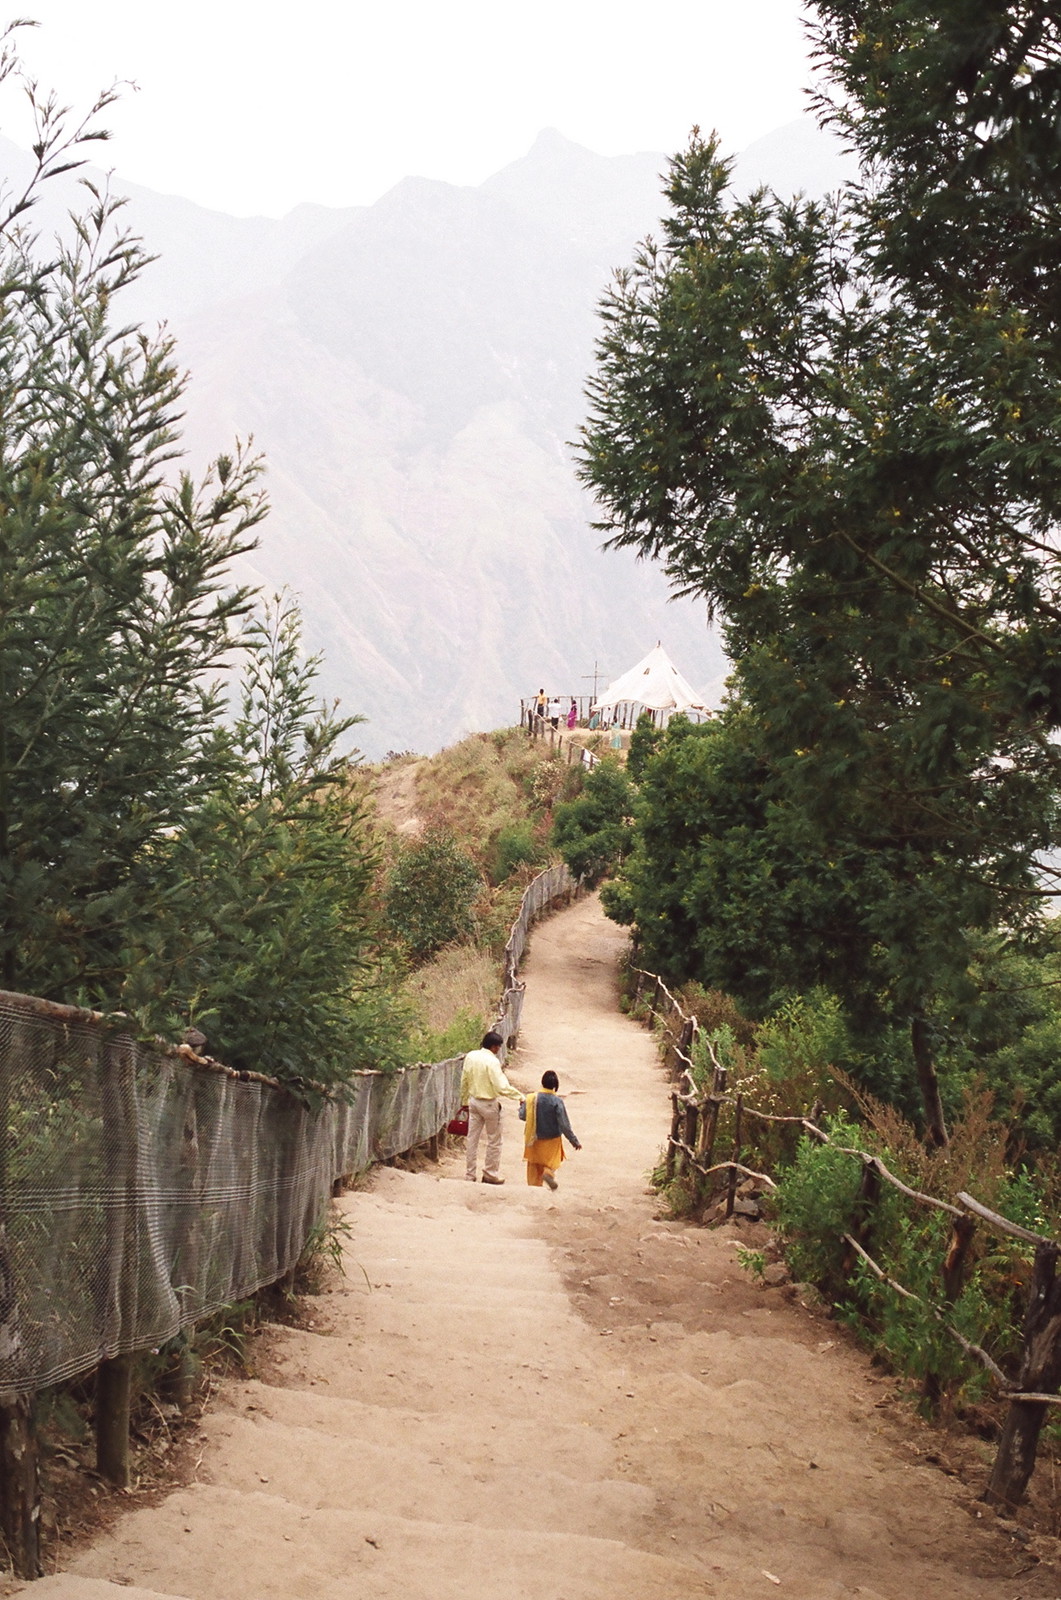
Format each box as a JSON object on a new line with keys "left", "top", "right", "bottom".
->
{"left": 0, "top": 863, "right": 574, "bottom": 1580}
{"left": 633, "top": 966, "right": 1061, "bottom": 1514}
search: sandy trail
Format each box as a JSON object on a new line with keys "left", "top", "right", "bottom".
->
{"left": 26, "top": 897, "right": 1049, "bottom": 1599}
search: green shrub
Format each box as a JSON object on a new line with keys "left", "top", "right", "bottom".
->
{"left": 772, "top": 1114, "right": 867, "bottom": 1293}
{"left": 757, "top": 991, "right": 849, "bottom": 1086}
{"left": 383, "top": 829, "right": 483, "bottom": 963}
{"left": 627, "top": 712, "right": 663, "bottom": 782}
{"left": 773, "top": 1103, "right": 1038, "bottom": 1408}
{"left": 490, "top": 821, "right": 542, "bottom": 885}
{"left": 551, "top": 759, "right": 634, "bottom": 885}
{"left": 474, "top": 878, "right": 528, "bottom": 960}
{"left": 529, "top": 758, "right": 568, "bottom": 813}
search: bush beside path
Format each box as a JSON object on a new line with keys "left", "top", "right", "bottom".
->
{"left": 20, "top": 897, "right": 1053, "bottom": 1599}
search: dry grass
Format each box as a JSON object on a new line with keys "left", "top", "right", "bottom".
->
{"left": 403, "top": 944, "right": 500, "bottom": 1032}
{"left": 409, "top": 728, "right": 577, "bottom": 869}
{"left": 401, "top": 944, "right": 503, "bottom": 1062}
{"left": 364, "top": 728, "right": 580, "bottom": 1057}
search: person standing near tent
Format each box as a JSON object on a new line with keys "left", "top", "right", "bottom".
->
{"left": 520, "top": 1070, "right": 581, "bottom": 1190}
{"left": 460, "top": 1030, "right": 522, "bottom": 1184}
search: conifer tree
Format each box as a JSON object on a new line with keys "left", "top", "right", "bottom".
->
{"left": 0, "top": 29, "right": 396, "bottom": 1087}
{"left": 0, "top": 29, "right": 264, "bottom": 1000}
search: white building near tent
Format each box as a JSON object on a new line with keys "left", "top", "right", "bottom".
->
{"left": 592, "top": 643, "right": 709, "bottom": 724}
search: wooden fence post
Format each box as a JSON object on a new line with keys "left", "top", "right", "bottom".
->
{"left": 96, "top": 1353, "right": 134, "bottom": 1488}
{"left": 665, "top": 1093, "right": 682, "bottom": 1182}
{"left": 843, "top": 1160, "right": 881, "bottom": 1274}
{"left": 725, "top": 1094, "right": 744, "bottom": 1219}
{"left": 985, "top": 1241, "right": 1061, "bottom": 1511}
{"left": 923, "top": 1215, "right": 977, "bottom": 1413}
{"left": 681, "top": 1101, "right": 699, "bottom": 1179}
{"left": 676, "top": 1018, "right": 694, "bottom": 1083}
{"left": 0, "top": 1393, "right": 41, "bottom": 1578}
{"left": 699, "top": 1065, "right": 727, "bottom": 1175}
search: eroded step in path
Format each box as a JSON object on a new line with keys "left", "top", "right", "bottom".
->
{"left": 26, "top": 896, "right": 1055, "bottom": 1598}
{"left": 30, "top": 1579, "right": 192, "bottom": 1600}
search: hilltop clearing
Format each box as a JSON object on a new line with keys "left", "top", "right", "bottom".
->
{"left": 369, "top": 728, "right": 578, "bottom": 866}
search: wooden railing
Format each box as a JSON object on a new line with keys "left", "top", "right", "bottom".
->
{"left": 629, "top": 965, "right": 1061, "bottom": 1514}
{"left": 523, "top": 707, "right": 605, "bottom": 766}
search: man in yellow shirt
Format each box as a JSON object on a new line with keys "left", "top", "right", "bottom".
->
{"left": 459, "top": 1030, "right": 522, "bottom": 1184}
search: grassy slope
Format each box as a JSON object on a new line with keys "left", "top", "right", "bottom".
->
{"left": 369, "top": 727, "right": 582, "bottom": 1061}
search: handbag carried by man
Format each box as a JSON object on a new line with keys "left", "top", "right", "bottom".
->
{"left": 447, "top": 1105, "right": 470, "bottom": 1137}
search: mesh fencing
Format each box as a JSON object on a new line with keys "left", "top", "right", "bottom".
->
{"left": 0, "top": 863, "right": 574, "bottom": 1399}
{"left": 502, "top": 862, "right": 574, "bottom": 992}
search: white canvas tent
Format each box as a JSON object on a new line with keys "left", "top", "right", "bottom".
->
{"left": 592, "top": 643, "right": 707, "bottom": 718}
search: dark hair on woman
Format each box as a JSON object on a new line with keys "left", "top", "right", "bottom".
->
{"left": 541, "top": 1070, "right": 559, "bottom": 1090}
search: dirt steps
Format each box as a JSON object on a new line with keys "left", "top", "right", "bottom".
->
{"left": 65, "top": 1486, "right": 708, "bottom": 1600}
{"left": 63, "top": 1169, "right": 699, "bottom": 1600}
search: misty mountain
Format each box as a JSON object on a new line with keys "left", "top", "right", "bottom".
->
{"left": 1, "top": 118, "right": 853, "bottom": 755}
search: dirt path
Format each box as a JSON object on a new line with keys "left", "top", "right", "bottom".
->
{"left": 372, "top": 758, "right": 424, "bottom": 836}
{"left": 25, "top": 897, "right": 1055, "bottom": 1599}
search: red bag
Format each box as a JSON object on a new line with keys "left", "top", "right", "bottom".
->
{"left": 447, "top": 1105, "right": 470, "bottom": 1137}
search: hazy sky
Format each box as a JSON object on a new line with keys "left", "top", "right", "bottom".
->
{"left": 5, "top": 2, "right": 816, "bottom": 217}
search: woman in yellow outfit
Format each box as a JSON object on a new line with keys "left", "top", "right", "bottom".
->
{"left": 520, "top": 1070, "right": 582, "bottom": 1189}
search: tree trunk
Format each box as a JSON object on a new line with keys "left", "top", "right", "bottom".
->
{"left": 985, "top": 1242, "right": 1061, "bottom": 1511}
{"left": 0, "top": 1393, "right": 40, "bottom": 1578}
{"left": 911, "top": 1014, "right": 948, "bottom": 1148}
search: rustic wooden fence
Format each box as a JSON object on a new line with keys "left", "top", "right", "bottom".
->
{"left": 630, "top": 965, "right": 1061, "bottom": 1516}
{"left": 523, "top": 708, "right": 605, "bottom": 766}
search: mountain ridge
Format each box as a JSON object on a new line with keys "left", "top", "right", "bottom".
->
{"left": 1, "top": 118, "right": 853, "bottom": 754}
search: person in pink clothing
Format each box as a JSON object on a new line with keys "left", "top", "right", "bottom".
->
{"left": 566, "top": 699, "right": 577, "bottom": 729}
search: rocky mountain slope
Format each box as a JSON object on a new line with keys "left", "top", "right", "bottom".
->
{"left": 2, "top": 119, "right": 853, "bottom": 755}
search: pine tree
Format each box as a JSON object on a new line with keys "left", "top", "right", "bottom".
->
{"left": 0, "top": 33, "right": 398, "bottom": 1088}
{"left": 0, "top": 33, "right": 264, "bottom": 1000}
{"left": 150, "top": 595, "right": 400, "bottom": 1086}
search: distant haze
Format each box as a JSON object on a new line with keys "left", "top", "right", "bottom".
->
{"left": 12, "top": 1, "right": 817, "bottom": 217}
{"left": 0, "top": 117, "right": 854, "bottom": 757}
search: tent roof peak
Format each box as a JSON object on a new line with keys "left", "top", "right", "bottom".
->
{"left": 592, "top": 644, "right": 706, "bottom": 714}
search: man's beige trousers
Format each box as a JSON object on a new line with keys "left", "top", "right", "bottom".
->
{"left": 466, "top": 1096, "right": 502, "bottom": 1180}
